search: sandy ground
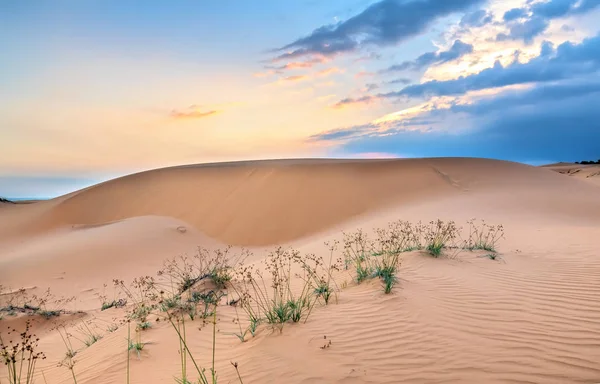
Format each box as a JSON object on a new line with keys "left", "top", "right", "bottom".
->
{"left": 1, "top": 158, "right": 599, "bottom": 383}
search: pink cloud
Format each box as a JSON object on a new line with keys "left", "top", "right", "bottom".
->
{"left": 355, "top": 71, "right": 375, "bottom": 78}
{"left": 317, "top": 67, "right": 342, "bottom": 76}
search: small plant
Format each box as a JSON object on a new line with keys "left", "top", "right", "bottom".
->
{"left": 299, "top": 242, "right": 342, "bottom": 306}
{"left": 158, "top": 246, "right": 246, "bottom": 294}
{"left": 38, "top": 309, "right": 61, "bottom": 319}
{"left": 373, "top": 265, "right": 398, "bottom": 294}
{"left": 128, "top": 339, "right": 145, "bottom": 359}
{"left": 231, "top": 247, "right": 315, "bottom": 333}
{"left": 137, "top": 321, "right": 151, "bottom": 331}
{"left": 342, "top": 229, "right": 375, "bottom": 283}
{"left": 101, "top": 299, "right": 127, "bottom": 311}
{"left": 465, "top": 219, "right": 504, "bottom": 252}
{"left": 115, "top": 247, "right": 248, "bottom": 384}
{"left": 69, "top": 320, "right": 103, "bottom": 348}
{"left": 0, "top": 320, "right": 47, "bottom": 384}
{"left": 424, "top": 220, "right": 459, "bottom": 258}
{"left": 98, "top": 283, "right": 127, "bottom": 311}
{"left": 57, "top": 327, "right": 78, "bottom": 384}
{"left": 479, "top": 253, "right": 503, "bottom": 261}
{"left": 0, "top": 286, "right": 73, "bottom": 320}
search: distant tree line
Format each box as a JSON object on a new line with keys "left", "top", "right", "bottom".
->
{"left": 0, "top": 197, "right": 15, "bottom": 203}
{"left": 575, "top": 159, "right": 600, "bottom": 164}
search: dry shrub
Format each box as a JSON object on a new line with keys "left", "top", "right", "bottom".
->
{"left": 1, "top": 320, "right": 46, "bottom": 384}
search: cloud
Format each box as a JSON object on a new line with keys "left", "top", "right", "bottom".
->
{"left": 307, "top": 124, "right": 375, "bottom": 141}
{"left": 497, "top": 16, "right": 549, "bottom": 44}
{"left": 255, "top": 57, "right": 330, "bottom": 78}
{"left": 273, "top": 0, "right": 485, "bottom": 61}
{"left": 282, "top": 75, "right": 309, "bottom": 82}
{"left": 338, "top": 32, "right": 600, "bottom": 103}
{"left": 170, "top": 106, "right": 221, "bottom": 119}
{"left": 386, "top": 77, "right": 412, "bottom": 85}
{"left": 355, "top": 71, "right": 375, "bottom": 78}
{"left": 498, "top": 0, "right": 600, "bottom": 43}
{"left": 317, "top": 67, "right": 342, "bottom": 76}
{"left": 311, "top": 78, "right": 600, "bottom": 162}
{"left": 380, "top": 40, "right": 473, "bottom": 73}
{"left": 269, "top": 56, "right": 329, "bottom": 71}
{"left": 333, "top": 95, "right": 377, "bottom": 109}
{"left": 460, "top": 9, "right": 494, "bottom": 27}
{"left": 503, "top": 7, "right": 528, "bottom": 22}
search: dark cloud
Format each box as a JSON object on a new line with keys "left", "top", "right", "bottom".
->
{"left": 503, "top": 8, "right": 528, "bottom": 21}
{"left": 350, "top": 32, "right": 600, "bottom": 100}
{"left": 333, "top": 95, "right": 376, "bottom": 108}
{"left": 381, "top": 40, "right": 473, "bottom": 73}
{"left": 314, "top": 79, "right": 600, "bottom": 162}
{"left": 497, "top": 0, "right": 600, "bottom": 43}
{"left": 387, "top": 77, "right": 412, "bottom": 85}
{"left": 497, "top": 16, "right": 549, "bottom": 44}
{"left": 273, "top": 0, "right": 484, "bottom": 60}
{"left": 460, "top": 9, "right": 494, "bottom": 27}
{"left": 452, "top": 80, "right": 600, "bottom": 114}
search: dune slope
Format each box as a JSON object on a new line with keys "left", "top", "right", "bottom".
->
{"left": 2, "top": 158, "right": 599, "bottom": 247}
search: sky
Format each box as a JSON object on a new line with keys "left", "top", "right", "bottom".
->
{"left": 1, "top": 0, "right": 600, "bottom": 198}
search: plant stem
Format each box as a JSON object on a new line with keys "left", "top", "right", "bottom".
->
{"left": 212, "top": 305, "right": 217, "bottom": 384}
{"left": 127, "top": 321, "right": 131, "bottom": 384}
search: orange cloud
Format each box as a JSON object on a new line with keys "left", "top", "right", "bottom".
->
{"left": 282, "top": 75, "right": 309, "bottom": 82}
{"left": 170, "top": 105, "right": 221, "bottom": 119}
{"left": 317, "top": 67, "right": 342, "bottom": 76}
{"left": 282, "top": 61, "right": 316, "bottom": 70}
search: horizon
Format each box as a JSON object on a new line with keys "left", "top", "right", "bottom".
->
{"left": 2, "top": 0, "right": 600, "bottom": 197}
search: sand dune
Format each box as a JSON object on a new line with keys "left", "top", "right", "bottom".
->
{"left": 2, "top": 158, "right": 599, "bottom": 246}
{"left": 544, "top": 162, "right": 600, "bottom": 186}
{"left": 1, "top": 158, "right": 600, "bottom": 383}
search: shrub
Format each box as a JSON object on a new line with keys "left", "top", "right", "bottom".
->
{"left": 342, "top": 229, "right": 375, "bottom": 283}
{"left": 158, "top": 246, "right": 246, "bottom": 294}
{"left": 299, "top": 241, "right": 342, "bottom": 305}
{"left": 424, "top": 220, "right": 459, "bottom": 257}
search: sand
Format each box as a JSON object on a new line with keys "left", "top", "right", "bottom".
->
{"left": 544, "top": 162, "right": 600, "bottom": 187}
{"left": 1, "top": 157, "right": 599, "bottom": 383}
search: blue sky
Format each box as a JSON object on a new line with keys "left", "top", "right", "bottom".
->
{"left": 1, "top": 0, "right": 600, "bottom": 197}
